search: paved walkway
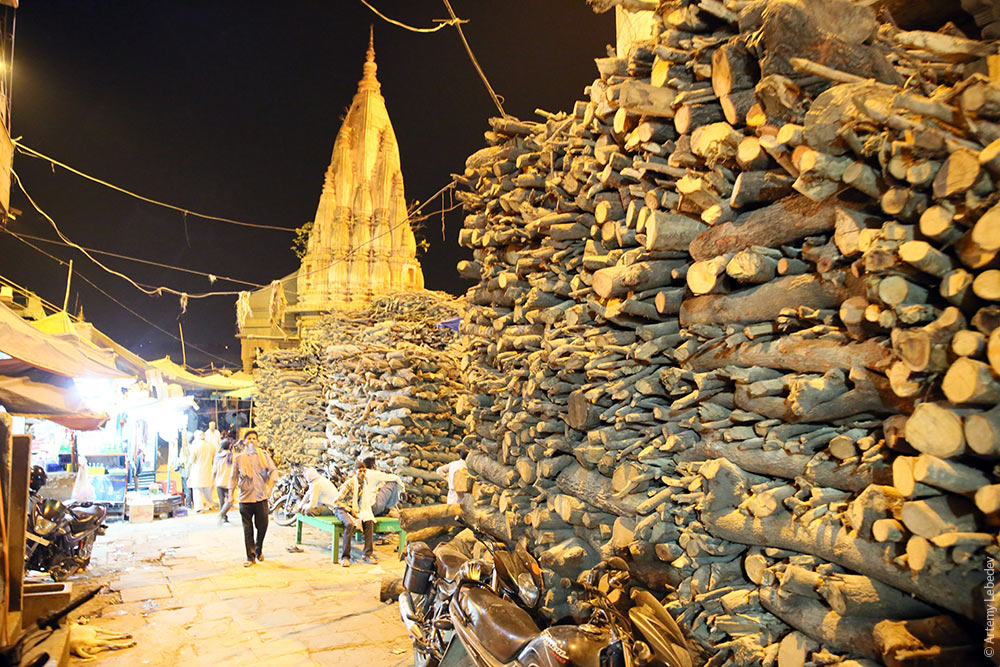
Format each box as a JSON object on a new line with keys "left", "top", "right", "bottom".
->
{"left": 64, "top": 511, "right": 412, "bottom": 666}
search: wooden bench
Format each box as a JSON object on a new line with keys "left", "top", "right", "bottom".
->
{"left": 295, "top": 513, "right": 406, "bottom": 563}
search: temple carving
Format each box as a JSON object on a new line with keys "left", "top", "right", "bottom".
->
{"left": 295, "top": 32, "right": 424, "bottom": 312}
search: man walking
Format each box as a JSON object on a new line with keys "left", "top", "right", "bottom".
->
{"left": 229, "top": 430, "right": 277, "bottom": 567}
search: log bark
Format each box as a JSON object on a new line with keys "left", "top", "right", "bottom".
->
{"left": 398, "top": 503, "right": 462, "bottom": 532}
{"left": 680, "top": 271, "right": 854, "bottom": 326}
{"left": 689, "top": 195, "right": 848, "bottom": 261}
{"left": 644, "top": 211, "right": 708, "bottom": 252}
{"left": 555, "top": 463, "right": 644, "bottom": 517}
{"left": 593, "top": 260, "right": 688, "bottom": 299}
{"left": 618, "top": 79, "right": 678, "bottom": 118}
{"left": 817, "top": 573, "right": 937, "bottom": 619}
{"left": 758, "top": 586, "right": 881, "bottom": 660}
{"left": 701, "top": 459, "right": 985, "bottom": 619}
{"left": 685, "top": 335, "right": 891, "bottom": 373}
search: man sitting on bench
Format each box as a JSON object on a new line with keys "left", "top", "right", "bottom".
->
{"left": 360, "top": 453, "right": 404, "bottom": 519}
{"left": 297, "top": 468, "right": 339, "bottom": 516}
{"left": 330, "top": 456, "right": 405, "bottom": 566}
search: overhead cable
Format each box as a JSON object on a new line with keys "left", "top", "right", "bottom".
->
{"left": 4, "top": 229, "right": 266, "bottom": 288}
{"left": 13, "top": 141, "right": 294, "bottom": 232}
{"left": 2, "top": 228, "right": 237, "bottom": 366}
{"left": 441, "top": 0, "right": 506, "bottom": 117}
{"left": 12, "top": 169, "right": 245, "bottom": 299}
{"left": 357, "top": 0, "right": 466, "bottom": 32}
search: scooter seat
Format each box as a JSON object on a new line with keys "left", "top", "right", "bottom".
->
{"left": 434, "top": 546, "right": 467, "bottom": 583}
{"left": 456, "top": 586, "right": 539, "bottom": 663}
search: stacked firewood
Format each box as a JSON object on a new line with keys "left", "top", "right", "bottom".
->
{"left": 252, "top": 347, "right": 328, "bottom": 464}
{"left": 286, "top": 292, "right": 464, "bottom": 504}
{"left": 454, "top": 0, "right": 999, "bottom": 663}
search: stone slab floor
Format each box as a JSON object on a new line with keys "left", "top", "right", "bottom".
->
{"left": 57, "top": 511, "right": 413, "bottom": 666}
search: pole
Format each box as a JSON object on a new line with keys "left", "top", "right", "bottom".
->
{"left": 178, "top": 321, "right": 187, "bottom": 367}
{"left": 62, "top": 259, "right": 73, "bottom": 311}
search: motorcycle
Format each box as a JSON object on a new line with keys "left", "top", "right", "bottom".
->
{"left": 399, "top": 529, "right": 545, "bottom": 667}
{"left": 446, "top": 556, "right": 692, "bottom": 667}
{"left": 25, "top": 497, "right": 107, "bottom": 582}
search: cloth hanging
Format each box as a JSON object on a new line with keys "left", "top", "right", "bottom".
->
{"left": 268, "top": 280, "right": 287, "bottom": 330}
{"left": 236, "top": 292, "right": 252, "bottom": 333}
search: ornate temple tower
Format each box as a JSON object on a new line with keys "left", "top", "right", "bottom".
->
{"left": 295, "top": 32, "right": 424, "bottom": 314}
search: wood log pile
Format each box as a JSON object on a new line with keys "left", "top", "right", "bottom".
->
{"left": 252, "top": 346, "right": 327, "bottom": 464}
{"left": 453, "top": 0, "right": 1000, "bottom": 663}
{"left": 255, "top": 292, "right": 466, "bottom": 503}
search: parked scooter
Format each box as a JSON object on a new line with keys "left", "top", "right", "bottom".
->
{"left": 25, "top": 466, "right": 108, "bottom": 582}
{"left": 446, "top": 556, "right": 692, "bottom": 667}
{"left": 399, "top": 529, "right": 545, "bottom": 667}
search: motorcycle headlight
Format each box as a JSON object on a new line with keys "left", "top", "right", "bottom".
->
{"left": 517, "top": 572, "right": 540, "bottom": 608}
{"left": 35, "top": 516, "right": 57, "bottom": 536}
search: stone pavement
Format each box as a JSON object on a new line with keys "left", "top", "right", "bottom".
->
{"left": 64, "top": 511, "right": 413, "bottom": 666}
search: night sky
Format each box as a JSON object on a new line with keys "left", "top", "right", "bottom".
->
{"left": 1, "top": 1, "right": 612, "bottom": 368}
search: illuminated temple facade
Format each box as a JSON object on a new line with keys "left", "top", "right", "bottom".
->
{"left": 295, "top": 33, "right": 424, "bottom": 313}
{"left": 237, "top": 33, "right": 423, "bottom": 371}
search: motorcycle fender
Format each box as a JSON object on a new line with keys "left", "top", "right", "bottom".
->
{"left": 629, "top": 589, "right": 692, "bottom": 667}
{"left": 26, "top": 532, "right": 51, "bottom": 547}
{"left": 518, "top": 626, "right": 609, "bottom": 667}
{"left": 439, "top": 636, "right": 474, "bottom": 667}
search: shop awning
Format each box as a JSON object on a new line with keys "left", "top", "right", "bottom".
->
{"left": 217, "top": 384, "right": 255, "bottom": 399}
{"left": 0, "top": 301, "right": 129, "bottom": 379}
{"left": 0, "top": 364, "right": 108, "bottom": 431}
{"left": 148, "top": 357, "right": 255, "bottom": 392}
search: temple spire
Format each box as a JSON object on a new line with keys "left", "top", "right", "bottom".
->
{"left": 294, "top": 29, "right": 423, "bottom": 313}
{"left": 359, "top": 25, "right": 379, "bottom": 93}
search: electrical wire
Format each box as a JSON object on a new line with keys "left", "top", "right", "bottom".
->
{"left": 15, "top": 168, "right": 456, "bottom": 301}
{"left": 441, "top": 0, "right": 506, "bottom": 117}
{"left": 13, "top": 169, "right": 245, "bottom": 299}
{"left": 73, "top": 271, "right": 237, "bottom": 365}
{"left": 13, "top": 142, "right": 295, "bottom": 233}
{"left": 357, "top": 0, "right": 465, "bottom": 32}
{"left": 1, "top": 228, "right": 238, "bottom": 366}
{"left": 5, "top": 229, "right": 266, "bottom": 288}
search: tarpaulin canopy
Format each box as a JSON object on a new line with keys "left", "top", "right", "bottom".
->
{"left": 149, "top": 357, "right": 254, "bottom": 392}
{"left": 0, "top": 301, "right": 129, "bottom": 379}
{"left": 32, "top": 311, "right": 148, "bottom": 378}
{"left": 0, "top": 364, "right": 108, "bottom": 430}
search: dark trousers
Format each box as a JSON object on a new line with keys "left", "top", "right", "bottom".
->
{"left": 333, "top": 508, "right": 373, "bottom": 559}
{"left": 218, "top": 487, "right": 232, "bottom": 521}
{"left": 239, "top": 500, "right": 268, "bottom": 561}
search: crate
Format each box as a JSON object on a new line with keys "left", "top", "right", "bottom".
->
{"left": 128, "top": 501, "right": 153, "bottom": 523}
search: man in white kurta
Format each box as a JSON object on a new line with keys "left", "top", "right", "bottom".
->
{"left": 187, "top": 431, "right": 216, "bottom": 511}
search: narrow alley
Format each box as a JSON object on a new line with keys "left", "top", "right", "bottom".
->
{"left": 63, "top": 513, "right": 411, "bottom": 666}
